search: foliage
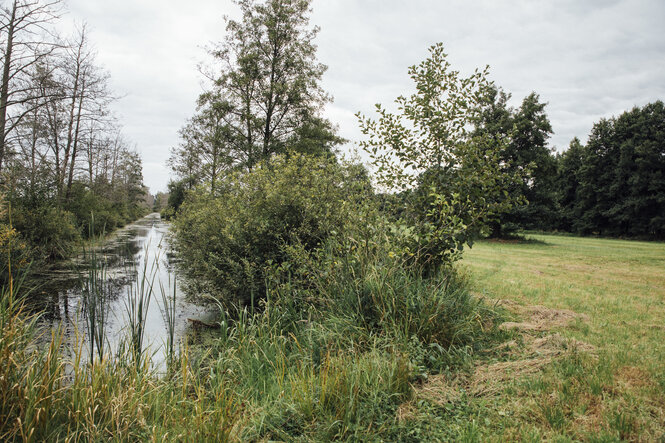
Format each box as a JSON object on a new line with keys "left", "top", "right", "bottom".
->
{"left": 556, "top": 101, "right": 665, "bottom": 238}
{"left": 173, "top": 153, "right": 371, "bottom": 307}
{"left": 474, "top": 86, "right": 557, "bottom": 235}
{"left": 170, "top": 0, "right": 340, "bottom": 179}
{"left": 168, "top": 91, "right": 235, "bottom": 193}
{"left": 555, "top": 137, "right": 584, "bottom": 232}
{"left": 0, "top": 2, "right": 150, "bottom": 281}
{"left": 0, "top": 224, "right": 504, "bottom": 441}
{"left": 10, "top": 205, "right": 79, "bottom": 260}
{"left": 358, "top": 44, "right": 521, "bottom": 267}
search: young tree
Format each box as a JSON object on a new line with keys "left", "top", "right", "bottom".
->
{"left": 358, "top": 43, "right": 521, "bottom": 266}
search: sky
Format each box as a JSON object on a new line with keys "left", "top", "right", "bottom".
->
{"left": 62, "top": 0, "right": 665, "bottom": 193}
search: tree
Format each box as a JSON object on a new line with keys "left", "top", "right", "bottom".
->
{"left": 555, "top": 137, "right": 585, "bottom": 231}
{"left": 203, "top": 0, "right": 337, "bottom": 170}
{"left": 169, "top": 91, "right": 235, "bottom": 193}
{"left": 0, "top": 0, "right": 61, "bottom": 172}
{"left": 507, "top": 92, "right": 556, "bottom": 230}
{"left": 571, "top": 101, "right": 665, "bottom": 238}
{"left": 358, "top": 43, "right": 521, "bottom": 267}
{"left": 473, "top": 87, "right": 556, "bottom": 235}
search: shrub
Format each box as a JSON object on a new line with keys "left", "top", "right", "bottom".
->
{"left": 173, "top": 153, "right": 371, "bottom": 307}
{"left": 10, "top": 206, "right": 80, "bottom": 261}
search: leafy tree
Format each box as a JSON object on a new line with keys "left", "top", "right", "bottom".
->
{"left": 571, "top": 101, "right": 665, "bottom": 238}
{"left": 508, "top": 93, "right": 557, "bottom": 230}
{"left": 473, "top": 85, "right": 513, "bottom": 145}
{"left": 555, "top": 137, "right": 585, "bottom": 231}
{"left": 474, "top": 87, "right": 556, "bottom": 235}
{"left": 169, "top": 92, "right": 235, "bottom": 193}
{"left": 164, "top": 179, "right": 189, "bottom": 217}
{"left": 201, "top": 0, "right": 338, "bottom": 170}
{"left": 358, "top": 43, "right": 521, "bottom": 267}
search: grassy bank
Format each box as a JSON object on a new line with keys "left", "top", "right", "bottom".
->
{"left": 455, "top": 233, "right": 665, "bottom": 440}
{"left": 1, "top": 245, "right": 506, "bottom": 441}
{"left": 3, "top": 231, "right": 663, "bottom": 441}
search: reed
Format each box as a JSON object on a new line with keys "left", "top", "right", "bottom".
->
{"left": 80, "top": 214, "right": 110, "bottom": 364}
{"left": 124, "top": 241, "right": 158, "bottom": 367}
{"left": 158, "top": 273, "right": 177, "bottom": 369}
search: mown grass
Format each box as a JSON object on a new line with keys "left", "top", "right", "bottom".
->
{"left": 452, "top": 233, "right": 665, "bottom": 441}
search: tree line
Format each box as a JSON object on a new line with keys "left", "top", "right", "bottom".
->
{"left": 0, "top": 0, "right": 149, "bottom": 276}
{"left": 474, "top": 87, "right": 664, "bottom": 239}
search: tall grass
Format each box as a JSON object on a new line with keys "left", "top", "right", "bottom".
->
{"left": 124, "top": 241, "right": 158, "bottom": 366}
{"left": 158, "top": 273, "right": 177, "bottom": 368}
{"left": 0, "top": 219, "right": 504, "bottom": 441}
{"left": 80, "top": 235, "right": 110, "bottom": 364}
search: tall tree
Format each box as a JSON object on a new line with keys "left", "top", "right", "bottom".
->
{"left": 204, "top": 0, "right": 336, "bottom": 170}
{"left": 555, "top": 137, "right": 585, "bottom": 231}
{"left": 473, "top": 88, "right": 556, "bottom": 236}
{"left": 169, "top": 91, "right": 235, "bottom": 193}
{"left": 0, "top": 0, "right": 61, "bottom": 172}
{"left": 508, "top": 92, "right": 556, "bottom": 230}
{"left": 572, "top": 101, "right": 665, "bottom": 238}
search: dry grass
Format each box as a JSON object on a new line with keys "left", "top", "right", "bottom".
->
{"left": 409, "top": 325, "right": 597, "bottom": 404}
{"left": 498, "top": 301, "right": 590, "bottom": 332}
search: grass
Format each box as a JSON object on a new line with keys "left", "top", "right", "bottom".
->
{"left": 0, "top": 229, "right": 507, "bottom": 441}
{"left": 4, "top": 231, "right": 662, "bottom": 441}
{"left": 451, "top": 233, "right": 665, "bottom": 441}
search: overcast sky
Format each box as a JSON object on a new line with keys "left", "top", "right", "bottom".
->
{"left": 62, "top": 0, "right": 665, "bottom": 193}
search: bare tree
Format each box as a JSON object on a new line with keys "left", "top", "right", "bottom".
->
{"left": 0, "top": 0, "right": 61, "bottom": 172}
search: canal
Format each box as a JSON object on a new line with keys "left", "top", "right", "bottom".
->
{"left": 35, "top": 213, "right": 214, "bottom": 368}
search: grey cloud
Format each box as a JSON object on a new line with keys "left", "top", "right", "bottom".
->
{"left": 59, "top": 0, "right": 664, "bottom": 192}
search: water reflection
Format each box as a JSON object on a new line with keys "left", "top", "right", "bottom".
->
{"left": 38, "top": 213, "right": 214, "bottom": 368}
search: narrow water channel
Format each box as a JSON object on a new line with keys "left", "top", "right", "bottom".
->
{"left": 37, "top": 213, "right": 215, "bottom": 367}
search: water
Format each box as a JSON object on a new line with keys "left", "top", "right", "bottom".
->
{"left": 36, "top": 213, "right": 215, "bottom": 367}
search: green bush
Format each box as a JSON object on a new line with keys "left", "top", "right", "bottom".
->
{"left": 267, "top": 224, "right": 503, "bottom": 370}
{"left": 11, "top": 206, "right": 80, "bottom": 261}
{"left": 173, "top": 153, "right": 371, "bottom": 307}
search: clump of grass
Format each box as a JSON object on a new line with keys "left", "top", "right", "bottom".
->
{"left": 124, "top": 241, "right": 158, "bottom": 367}
{"left": 80, "top": 225, "right": 110, "bottom": 365}
{"left": 0, "top": 271, "right": 67, "bottom": 441}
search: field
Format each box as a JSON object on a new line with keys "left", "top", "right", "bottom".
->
{"left": 452, "top": 233, "right": 665, "bottom": 441}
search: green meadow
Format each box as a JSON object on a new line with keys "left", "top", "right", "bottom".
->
{"left": 454, "top": 233, "right": 665, "bottom": 441}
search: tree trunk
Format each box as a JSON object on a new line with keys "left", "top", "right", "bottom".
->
{"left": 65, "top": 76, "right": 85, "bottom": 200}
{"left": 0, "top": 1, "right": 17, "bottom": 172}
